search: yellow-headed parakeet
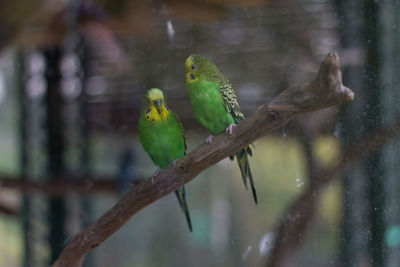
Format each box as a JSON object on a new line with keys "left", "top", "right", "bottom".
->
{"left": 139, "top": 88, "right": 193, "bottom": 231}
{"left": 185, "top": 54, "right": 257, "bottom": 204}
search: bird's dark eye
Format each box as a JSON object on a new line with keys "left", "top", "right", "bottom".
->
{"left": 190, "top": 73, "right": 195, "bottom": 80}
{"left": 191, "top": 65, "right": 196, "bottom": 70}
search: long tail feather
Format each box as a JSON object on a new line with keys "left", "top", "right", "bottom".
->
{"left": 235, "top": 146, "right": 258, "bottom": 204}
{"left": 175, "top": 186, "right": 193, "bottom": 232}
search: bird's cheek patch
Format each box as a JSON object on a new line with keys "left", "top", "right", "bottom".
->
{"left": 145, "top": 106, "right": 158, "bottom": 122}
{"left": 146, "top": 105, "right": 169, "bottom": 123}
{"left": 186, "top": 73, "right": 195, "bottom": 84}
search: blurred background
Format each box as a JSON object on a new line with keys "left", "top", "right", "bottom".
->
{"left": 0, "top": 0, "right": 399, "bottom": 266}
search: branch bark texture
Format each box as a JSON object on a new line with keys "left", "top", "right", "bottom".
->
{"left": 52, "top": 53, "right": 353, "bottom": 267}
{"left": 0, "top": 202, "right": 18, "bottom": 215}
{"left": 0, "top": 175, "right": 118, "bottom": 195}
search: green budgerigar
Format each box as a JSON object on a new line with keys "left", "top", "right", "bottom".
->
{"left": 138, "top": 88, "right": 193, "bottom": 231}
{"left": 185, "top": 54, "right": 258, "bottom": 204}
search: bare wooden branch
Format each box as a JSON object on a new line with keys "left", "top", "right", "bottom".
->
{"left": 0, "top": 175, "right": 122, "bottom": 196}
{"left": 0, "top": 202, "right": 18, "bottom": 216}
{"left": 51, "top": 53, "right": 353, "bottom": 267}
{"left": 265, "top": 117, "right": 400, "bottom": 267}
{"left": 268, "top": 53, "right": 353, "bottom": 113}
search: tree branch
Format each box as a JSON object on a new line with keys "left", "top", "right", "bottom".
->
{"left": 52, "top": 53, "right": 353, "bottom": 267}
{"left": 0, "top": 202, "right": 18, "bottom": 216}
{"left": 0, "top": 175, "right": 121, "bottom": 196}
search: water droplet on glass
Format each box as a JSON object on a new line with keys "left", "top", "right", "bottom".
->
{"left": 281, "top": 127, "right": 287, "bottom": 140}
{"left": 296, "top": 178, "right": 304, "bottom": 188}
{"left": 242, "top": 246, "right": 252, "bottom": 260}
{"left": 334, "top": 123, "right": 341, "bottom": 138}
{"left": 259, "top": 232, "right": 275, "bottom": 256}
{"left": 167, "top": 20, "right": 175, "bottom": 41}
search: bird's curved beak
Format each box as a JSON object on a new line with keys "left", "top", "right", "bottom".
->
{"left": 153, "top": 99, "right": 163, "bottom": 114}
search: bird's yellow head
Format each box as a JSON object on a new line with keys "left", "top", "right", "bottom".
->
{"left": 143, "top": 88, "right": 169, "bottom": 122}
{"left": 185, "top": 54, "right": 218, "bottom": 84}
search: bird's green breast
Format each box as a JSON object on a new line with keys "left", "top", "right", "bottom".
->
{"left": 139, "top": 113, "right": 185, "bottom": 169}
{"left": 187, "top": 78, "right": 235, "bottom": 135}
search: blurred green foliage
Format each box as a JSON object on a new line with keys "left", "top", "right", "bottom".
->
{"left": 0, "top": 217, "right": 22, "bottom": 267}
